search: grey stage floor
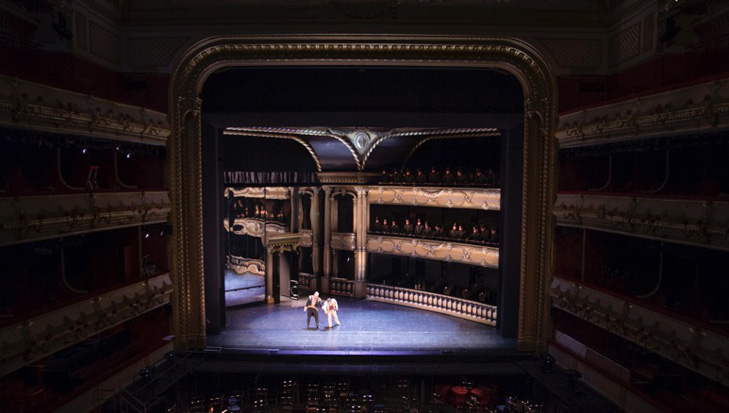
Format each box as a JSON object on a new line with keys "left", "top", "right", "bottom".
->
{"left": 208, "top": 296, "right": 516, "bottom": 356}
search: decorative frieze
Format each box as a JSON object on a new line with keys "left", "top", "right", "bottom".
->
{"left": 224, "top": 187, "right": 290, "bottom": 200}
{"left": 330, "top": 232, "right": 356, "bottom": 251}
{"left": 222, "top": 217, "right": 287, "bottom": 239}
{"left": 0, "top": 75, "right": 169, "bottom": 145}
{"left": 367, "top": 186, "right": 500, "bottom": 210}
{"left": 0, "top": 273, "right": 172, "bottom": 377}
{"left": 367, "top": 235, "right": 499, "bottom": 268}
{"left": 225, "top": 255, "right": 264, "bottom": 276}
{"left": 0, "top": 191, "right": 170, "bottom": 247}
{"left": 367, "top": 284, "right": 497, "bottom": 326}
{"left": 556, "top": 77, "right": 729, "bottom": 148}
{"left": 551, "top": 276, "right": 729, "bottom": 387}
{"left": 554, "top": 192, "right": 729, "bottom": 250}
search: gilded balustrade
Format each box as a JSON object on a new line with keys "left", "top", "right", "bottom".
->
{"left": 551, "top": 276, "right": 729, "bottom": 387}
{"left": 367, "top": 283, "right": 497, "bottom": 326}
{"left": 222, "top": 217, "right": 287, "bottom": 239}
{"left": 367, "top": 235, "right": 499, "bottom": 268}
{"left": 0, "top": 273, "right": 172, "bottom": 377}
{"left": 0, "top": 191, "right": 170, "bottom": 247}
{"left": 555, "top": 193, "right": 729, "bottom": 250}
{"left": 225, "top": 255, "right": 265, "bottom": 276}
{"left": 367, "top": 186, "right": 500, "bottom": 210}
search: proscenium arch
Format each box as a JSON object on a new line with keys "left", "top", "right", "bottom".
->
{"left": 169, "top": 35, "right": 557, "bottom": 353}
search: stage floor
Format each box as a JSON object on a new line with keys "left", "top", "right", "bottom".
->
{"left": 208, "top": 297, "right": 516, "bottom": 356}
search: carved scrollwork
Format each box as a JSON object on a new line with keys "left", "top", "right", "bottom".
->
{"left": 367, "top": 235, "right": 498, "bottom": 268}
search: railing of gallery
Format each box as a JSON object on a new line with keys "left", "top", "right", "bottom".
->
{"left": 366, "top": 284, "right": 497, "bottom": 326}
{"left": 330, "top": 277, "right": 354, "bottom": 296}
{"left": 298, "top": 273, "right": 316, "bottom": 291}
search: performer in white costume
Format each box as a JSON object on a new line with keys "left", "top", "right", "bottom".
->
{"left": 322, "top": 297, "right": 340, "bottom": 328}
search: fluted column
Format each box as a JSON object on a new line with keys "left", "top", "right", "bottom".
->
{"left": 310, "top": 187, "right": 321, "bottom": 277}
{"left": 265, "top": 246, "right": 275, "bottom": 304}
{"left": 321, "top": 186, "right": 332, "bottom": 293}
{"left": 354, "top": 186, "right": 368, "bottom": 298}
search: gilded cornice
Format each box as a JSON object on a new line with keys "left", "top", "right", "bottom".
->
{"left": 0, "top": 273, "right": 172, "bottom": 378}
{"left": 555, "top": 192, "right": 729, "bottom": 251}
{"left": 222, "top": 217, "right": 287, "bottom": 239}
{"left": 551, "top": 276, "right": 729, "bottom": 387}
{"left": 0, "top": 76, "right": 169, "bottom": 145}
{"left": 169, "top": 35, "right": 557, "bottom": 352}
{"left": 368, "top": 185, "right": 501, "bottom": 210}
{"left": 331, "top": 231, "right": 356, "bottom": 251}
{"left": 367, "top": 235, "right": 498, "bottom": 268}
{"left": 266, "top": 232, "right": 301, "bottom": 254}
{"left": 0, "top": 191, "right": 170, "bottom": 247}
{"left": 225, "top": 255, "right": 265, "bottom": 276}
{"left": 557, "top": 78, "right": 729, "bottom": 148}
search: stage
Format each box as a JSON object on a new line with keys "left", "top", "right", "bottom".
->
{"left": 208, "top": 296, "right": 516, "bottom": 356}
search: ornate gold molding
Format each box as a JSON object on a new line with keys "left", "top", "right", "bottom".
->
{"left": 0, "top": 191, "right": 170, "bottom": 247}
{"left": 368, "top": 186, "right": 501, "bottom": 210}
{"left": 551, "top": 276, "right": 729, "bottom": 387}
{"left": 367, "top": 235, "right": 499, "bottom": 268}
{"left": 331, "top": 231, "right": 356, "bottom": 251}
{"left": 555, "top": 192, "right": 729, "bottom": 250}
{"left": 225, "top": 255, "right": 265, "bottom": 276}
{"left": 0, "top": 273, "right": 172, "bottom": 377}
{"left": 169, "top": 35, "right": 557, "bottom": 352}
{"left": 266, "top": 232, "right": 302, "bottom": 255}
{"left": 222, "top": 217, "right": 287, "bottom": 239}
{"left": 557, "top": 78, "right": 729, "bottom": 148}
{"left": 0, "top": 75, "right": 169, "bottom": 145}
{"left": 224, "top": 187, "right": 290, "bottom": 199}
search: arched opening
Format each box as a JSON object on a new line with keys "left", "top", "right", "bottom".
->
{"left": 169, "top": 36, "right": 557, "bottom": 353}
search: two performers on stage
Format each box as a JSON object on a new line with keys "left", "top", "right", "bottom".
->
{"left": 304, "top": 291, "right": 340, "bottom": 329}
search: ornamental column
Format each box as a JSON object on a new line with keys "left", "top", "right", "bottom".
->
{"left": 321, "top": 186, "right": 332, "bottom": 293}
{"left": 310, "top": 187, "right": 321, "bottom": 277}
{"left": 354, "top": 186, "right": 368, "bottom": 298}
{"left": 265, "top": 245, "right": 275, "bottom": 304}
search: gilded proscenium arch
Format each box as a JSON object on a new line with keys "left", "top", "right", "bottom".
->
{"left": 169, "top": 35, "right": 557, "bottom": 353}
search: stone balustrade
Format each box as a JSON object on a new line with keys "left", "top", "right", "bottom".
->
{"left": 555, "top": 192, "right": 729, "bottom": 250}
{"left": 366, "top": 283, "right": 497, "bottom": 326}
{"left": 0, "top": 191, "right": 170, "bottom": 247}
{"left": 551, "top": 276, "right": 729, "bottom": 387}
{"left": 297, "top": 273, "right": 317, "bottom": 291}
{"left": 329, "top": 277, "right": 354, "bottom": 296}
{"left": 0, "top": 273, "right": 172, "bottom": 377}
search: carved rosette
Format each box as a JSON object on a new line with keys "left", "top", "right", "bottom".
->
{"left": 170, "top": 35, "right": 556, "bottom": 352}
{"left": 368, "top": 186, "right": 501, "bottom": 210}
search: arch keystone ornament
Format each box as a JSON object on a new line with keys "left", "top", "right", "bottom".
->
{"left": 169, "top": 35, "right": 557, "bottom": 353}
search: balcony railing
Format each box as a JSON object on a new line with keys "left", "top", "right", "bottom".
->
{"left": 554, "top": 192, "right": 729, "bottom": 250}
{"left": 0, "top": 191, "right": 170, "bottom": 246}
{"left": 330, "top": 277, "right": 354, "bottom": 296}
{"left": 550, "top": 276, "right": 729, "bottom": 387}
{"left": 367, "top": 284, "right": 497, "bottom": 326}
{"left": 331, "top": 232, "right": 356, "bottom": 251}
{"left": 367, "top": 235, "right": 499, "bottom": 268}
{"left": 222, "top": 217, "right": 287, "bottom": 239}
{"left": 0, "top": 273, "right": 172, "bottom": 377}
{"left": 225, "top": 255, "right": 264, "bottom": 276}
{"left": 368, "top": 185, "right": 500, "bottom": 210}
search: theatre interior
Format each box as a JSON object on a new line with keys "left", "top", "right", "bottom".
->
{"left": 1, "top": 0, "right": 729, "bottom": 411}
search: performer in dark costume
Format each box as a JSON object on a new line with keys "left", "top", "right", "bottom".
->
{"left": 304, "top": 291, "right": 322, "bottom": 329}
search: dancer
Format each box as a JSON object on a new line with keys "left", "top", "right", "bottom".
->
{"left": 304, "top": 291, "right": 321, "bottom": 329}
{"left": 323, "top": 297, "right": 340, "bottom": 328}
